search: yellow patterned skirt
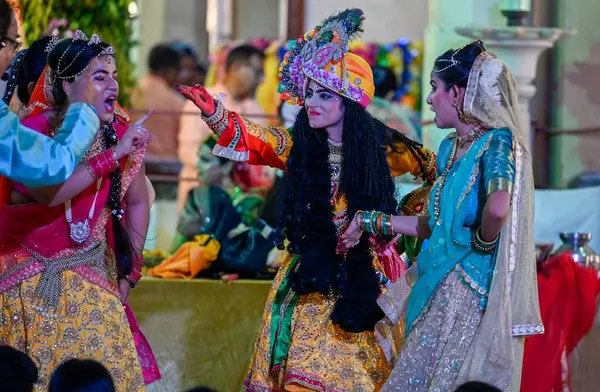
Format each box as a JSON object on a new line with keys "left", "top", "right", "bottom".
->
{"left": 245, "top": 254, "right": 392, "bottom": 392}
{"left": 0, "top": 271, "right": 145, "bottom": 391}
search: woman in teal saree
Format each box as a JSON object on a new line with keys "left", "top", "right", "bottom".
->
{"left": 340, "top": 41, "right": 542, "bottom": 391}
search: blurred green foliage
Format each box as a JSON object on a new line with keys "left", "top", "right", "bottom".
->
{"left": 21, "top": 0, "right": 137, "bottom": 106}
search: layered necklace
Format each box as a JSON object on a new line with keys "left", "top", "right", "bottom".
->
{"left": 457, "top": 126, "right": 487, "bottom": 148}
{"left": 433, "top": 126, "right": 487, "bottom": 222}
{"left": 328, "top": 139, "right": 349, "bottom": 233}
{"left": 328, "top": 139, "right": 343, "bottom": 198}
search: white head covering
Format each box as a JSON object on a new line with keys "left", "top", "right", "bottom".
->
{"left": 456, "top": 51, "right": 543, "bottom": 390}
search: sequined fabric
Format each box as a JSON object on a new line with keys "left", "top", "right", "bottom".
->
{"left": 0, "top": 272, "right": 145, "bottom": 391}
{"left": 216, "top": 109, "right": 434, "bottom": 391}
{"left": 244, "top": 254, "right": 392, "bottom": 392}
{"left": 382, "top": 271, "right": 483, "bottom": 392}
{"left": 0, "top": 114, "right": 148, "bottom": 389}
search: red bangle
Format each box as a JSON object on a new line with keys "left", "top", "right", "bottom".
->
{"left": 87, "top": 148, "right": 118, "bottom": 179}
{"left": 126, "top": 253, "right": 144, "bottom": 286}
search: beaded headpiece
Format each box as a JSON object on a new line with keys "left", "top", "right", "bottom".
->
{"left": 433, "top": 40, "right": 485, "bottom": 73}
{"left": 53, "top": 30, "right": 115, "bottom": 80}
{"left": 278, "top": 8, "right": 374, "bottom": 108}
{"left": 45, "top": 36, "right": 60, "bottom": 54}
{"left": 2, "top": 49, "right": 27, "bottom": 104}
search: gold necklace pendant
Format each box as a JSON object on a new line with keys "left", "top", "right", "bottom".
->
{"left": 457, "top": 126, "right": 486, "bottom": 148}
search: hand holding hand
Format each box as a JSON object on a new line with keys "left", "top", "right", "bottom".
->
{"left": 337, "top": 212, "right": 363, "bottom": 253}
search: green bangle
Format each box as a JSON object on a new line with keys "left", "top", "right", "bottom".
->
{"left": 363, "top": 211, "right": 373, "bottom": 233}
{"left": 370, "top": 211, "right": 381, "bottom": 234}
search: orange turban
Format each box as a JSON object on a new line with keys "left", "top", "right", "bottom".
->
{"left": 278, "top": 8, "right": 374, "bottom": 108}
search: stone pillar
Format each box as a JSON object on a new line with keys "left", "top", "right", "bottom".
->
{"left": 550, "top": 0, "right": 600, "bottom": 188}
{"left": 455, "top": 28, "right": 573, "bottom": 151}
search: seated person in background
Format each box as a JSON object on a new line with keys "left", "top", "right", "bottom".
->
{"left": 49, "top": 359, "right": 115, "bottom": 392}
{"left": 170, "top": 40, "right": 205, "bottom": 86}
{"left": 0, "top": 345, "right": 38, "bottom": 392}
{"left": 177, "top": 44, "right": 268, "bottom": 210}
{"left": 131, "top": 43, "right": 185, "bottom": 160}
{"left": 151, "top": 136, "right": 276, "bottom": 279}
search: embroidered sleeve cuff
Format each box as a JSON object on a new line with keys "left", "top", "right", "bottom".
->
{"left": 486, "top": 177, "right": 513, "bottom": 195}
{"left": 201, "top": 100, "right": 229, "bottom": 135}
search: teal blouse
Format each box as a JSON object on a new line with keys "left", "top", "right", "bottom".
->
{"left": 0, "top": 101, "right": 99, "bottom": 187}
{"left": 405, "top": 128, "right": 515, "bottom": 333}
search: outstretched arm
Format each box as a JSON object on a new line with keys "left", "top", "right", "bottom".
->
{"left": 338, "top": 211, "right": 431, "bottom": 253}
{"left": 23, "top": 116, "right": 152, "bottom": 207}
{"left": 177, "top": 84, "right": 293, "bottom": 170}
{"left": 0, "top": 101, "right": 99, "bottom": 186}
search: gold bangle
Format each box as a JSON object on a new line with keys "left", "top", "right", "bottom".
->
{"left": 472, "top": 227, "right": 498, "bottom": 253}
{"left": 355, "top": 210, "right": 364, "bottom": 231}
{"left": 477, "top": 227, "right": 498, "bottom": 245}
{"left": 386, "top": 215, "right": 393, "bottom": 236}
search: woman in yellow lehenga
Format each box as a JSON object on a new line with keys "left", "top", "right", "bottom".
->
{"left": 177, "top": 9, "right": 436, "bottom": 391}
{"left": 0, "top": 32, "right": 151, "bottom": 390}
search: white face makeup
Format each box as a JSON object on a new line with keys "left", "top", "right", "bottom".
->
{"left": 304, "top": 80, "right": 344, "bottom": 129}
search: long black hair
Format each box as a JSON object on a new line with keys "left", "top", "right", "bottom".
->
{"left": 16, "top": 36, "right": 53, "bottom": 104}
{"left": 433, "top": 40, "right": 486, "bottom": 90}
{"left": 0, "top": 0, "right": 14, "bottom": 37}
{"left": 48, "top": 38, "right": 134, "bottom": 275}
{"left": 276, "top": 99, "right": 425, "bottom": 332}
{"left": 3, "top": 37, "right": 53, "bottom": 105}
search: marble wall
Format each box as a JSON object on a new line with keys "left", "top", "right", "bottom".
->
{"left": 551, "top": 0, "right": 600, "bottom": 187}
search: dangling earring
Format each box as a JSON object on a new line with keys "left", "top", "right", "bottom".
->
{"left": 453, "top": 101, "right": 469, "bottom": 123}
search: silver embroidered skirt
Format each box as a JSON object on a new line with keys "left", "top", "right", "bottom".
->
{"left": 382, "top": 271, "right": 484, "bottom": 392}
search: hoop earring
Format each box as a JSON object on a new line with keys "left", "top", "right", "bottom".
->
{"left": 453, "top": 101, "right": 469, "bottom": 124}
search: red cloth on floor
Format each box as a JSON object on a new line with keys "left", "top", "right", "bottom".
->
{"left": 521, "top": 253, "right": 600, "bottom": 392}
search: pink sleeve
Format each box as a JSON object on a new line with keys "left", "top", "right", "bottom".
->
{"left": 21, "top": 114, "right": 52, "bottom": 136}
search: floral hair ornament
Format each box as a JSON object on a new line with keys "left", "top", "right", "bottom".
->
{"left": 278, "top": 8, "right": 375, "bottom": 108}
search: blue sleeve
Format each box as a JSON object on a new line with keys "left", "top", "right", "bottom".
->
{"left": 482, "top": 129, "right": 515, "bottom": 195}
{"left": 0, "top": 101, "right": 99, "bottom": 186}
